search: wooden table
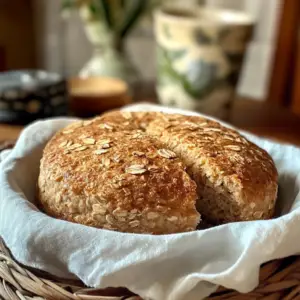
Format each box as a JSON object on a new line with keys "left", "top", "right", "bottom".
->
{"left": 229, "top": 98, "right": 300, "bottom": 145}
{"left": 1, "top": 98, "right": 300, "bottom": 146}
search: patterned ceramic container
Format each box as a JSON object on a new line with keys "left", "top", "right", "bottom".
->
{"left": 154, "top": 6, "right": 254, "bottom": 119}
{"left": 0, "top": 70, "right": 68, "bottom": 124}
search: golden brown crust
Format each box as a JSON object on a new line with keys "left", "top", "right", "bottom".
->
{"left": 145, "top": 114, "right": 278, "bottom": 223}
{"left": 100, "top": 110, "right": 278, "bottom": 224}
{"left": 37, "top": 110, "right": 278, "bottom": 233}
{"left": 38, "top": 116, "right": 200, "bottom": 234}
{"left": 145, "top": 114, "right": 277, "bottom": 188}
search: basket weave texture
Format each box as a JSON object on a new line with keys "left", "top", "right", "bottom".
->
{"left": 1, "top": 141, "right": 300, "bottom": 300}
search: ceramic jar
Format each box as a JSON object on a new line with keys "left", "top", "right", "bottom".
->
{"left": 154, "top": 6, "right": 254, "bottom": 119}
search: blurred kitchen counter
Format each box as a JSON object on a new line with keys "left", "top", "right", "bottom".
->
{"left": 0, "top": 97, "right": 300, "bottom": 146}
{"left": 0, "top": 124, "right": 22, "bottom": 142}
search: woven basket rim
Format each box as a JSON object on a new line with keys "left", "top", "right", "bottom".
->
{"left": 1, "top": 141, "right": 300, "bottom": 300}
{"left": 1, "top": 236, "right": 300, "bottom": 300}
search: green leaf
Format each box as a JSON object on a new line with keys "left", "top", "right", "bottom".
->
{"left": 157, "top": 46, "right": 223, "bottom": 99}
{"left": 181, "top": 60, "right": 218, "bottom": 98}
{"left": 97, "top": 0, "right": 113, "bottom": 29}
{"left": 181, "top": 75, "right": 224, "bottom": 99}
{"left": 167, "top": 49, "right": 187, "bottom": 61}
{"left": 157, "top": 46, "right": 184, "bottom": 85}
{"left": 119, "top": 0, "right": 147, "bottom": 38}
{"left": 61, "top": 0, "right": 77, "bottom": 10}
{"left": 89, "top": 2, "right": 99, "bottom": 16}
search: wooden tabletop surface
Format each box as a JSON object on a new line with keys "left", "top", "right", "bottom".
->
{"left": 1, "top": 97, "right": 300, "bottom": 146}
{"left": 230, "top": 98, "right": 300, "bottom": 145}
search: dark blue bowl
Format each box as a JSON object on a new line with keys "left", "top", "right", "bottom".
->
{"left": 0, "top": 70, "right": 69, "bottom": 124}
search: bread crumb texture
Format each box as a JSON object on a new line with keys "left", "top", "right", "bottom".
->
{"left": 37, "top": 111, "right": 278, "bottom": 234}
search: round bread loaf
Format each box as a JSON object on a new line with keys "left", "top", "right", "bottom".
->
{"left": 37, "top": 111, "right": 278, "bottom": 234}
{"left": 37, "top": 117, "right": 200, "bottom": 234}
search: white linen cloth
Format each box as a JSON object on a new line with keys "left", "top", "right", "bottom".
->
{"left": 1, "top": 103, "right": 300, "bottom": 300}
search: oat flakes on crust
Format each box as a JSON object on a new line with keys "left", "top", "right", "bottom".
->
{"left": 38, "top": 122, "right": 200, "bottom": 234}
{"left": 37, "top": 110, "right": 278, "bottom": 233}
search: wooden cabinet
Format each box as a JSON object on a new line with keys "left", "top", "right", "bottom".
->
{"left": 291, "top": 32, "right": 300, "bottom": 116}
{"left": 0, "top": 46, "right": 5, "bottom": 71}
{"left": 268, "top": 0, "right": 300, "bottom": 116}
{"left": 0, "top": 0, "right": 36, "bottom": 70}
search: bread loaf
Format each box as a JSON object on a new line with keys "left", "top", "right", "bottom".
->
{"left": 37, "top": 111, "right": 278, "bottom": 233}
{"left": 37, "top": 116, "right": 200, "bottom": 234}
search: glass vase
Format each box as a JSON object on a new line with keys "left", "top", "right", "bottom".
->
{"left": 79, "top": 8, "right": 139, "bottom": 86}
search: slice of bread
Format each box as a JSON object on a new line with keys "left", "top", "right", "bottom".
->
{"left": 146, "top": 114, "right": 278, "bottom": 224}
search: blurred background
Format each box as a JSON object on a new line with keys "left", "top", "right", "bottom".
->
{"left": 0, "top": 0, "right": 300, "bottom": 142}
{"left": 1, "top": 0, "right": 280, "bottom": 98}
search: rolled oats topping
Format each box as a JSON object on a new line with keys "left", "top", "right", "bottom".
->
{"left": 157, "top": 149, "right": 176, "bottom": 159}
{"left": 125, "top": 164, "right": 147, "bottom": 175}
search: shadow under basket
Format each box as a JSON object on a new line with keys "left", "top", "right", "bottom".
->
{"left": 1, "top": 142, "right": 300, "bottom": 300}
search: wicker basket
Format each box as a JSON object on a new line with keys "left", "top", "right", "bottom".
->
{"left": 1, "top": 141, "right": 300, "bottom": 300}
